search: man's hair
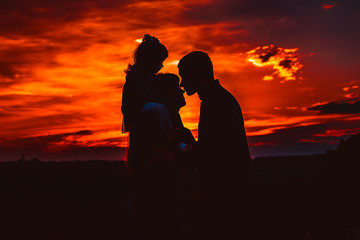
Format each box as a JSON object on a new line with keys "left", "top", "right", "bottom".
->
{"left": 178, "top": 51, "right": 214, "bottom": 79}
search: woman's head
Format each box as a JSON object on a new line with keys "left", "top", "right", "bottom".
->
{"left": 126, "top": 34, "right": 168, "bottom": 74}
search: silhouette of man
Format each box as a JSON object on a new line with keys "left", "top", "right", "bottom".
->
{"left": 178, "top": 51, "right": 252, "bottom": 239}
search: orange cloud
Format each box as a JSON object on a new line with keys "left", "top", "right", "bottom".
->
{"left": 246, "top": 45, "right": 303, "bottom": 82}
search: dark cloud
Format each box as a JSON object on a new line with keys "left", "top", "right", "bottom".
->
{"left": 181, "top": 0, "right": 298, "bottom": 24}
{"left": 0, "top": 94, "right": 90, "bottom": 140}
{"left": 181, "top": 0, "right": 360, "bottom": 25}
{"left": 249, "top": 124, "right": 329, "bottom": 144}
{"left": 2, "top": 113, "right": 91, "bottom": 135}
{"left": 249, "top": 140, "right": 334, "bottom": 157}
{"left": 248, "top": 119, "right": 360, "bottom": 157}
{"left": 73, "top": 130, "right": 93, "bottom": 136}
{"left": 30, "top": 96, "right": 78, "bottom": 107}
{"left": 0, "top": 61, "right": 17, "bottom": 79}
{"left": 0, "top": 111, "right": 14, "bottom": 118}
{"left": 108, "top": 82, "right": 124, "bottom": 89}
{"left": 0, "top": 0, "right": 131, "bottom": 37}
{"left": 279, "top": 59, "right": 292, "bottom": 69}
{"left": 0, "top": 41, "right": 62, "bottom": 83}
{"left": 180, "top": 0, "right": 360, "bottom": 61}
{"left": 0, "top": 130, "right": 128, "bottom": 161}
{"left": 0, "top": 95, "right": 77, "bottom": 112}
{"left": 191, "top": 25, "right": 249, "bottom": 51}
{"left": 1, "top": 130, "right": 93, "bottom": 149}
{"left": 308, "top": 99, "right": 360, "bottom": 114}
{"left": 0, "top": 0, "right": 170, "bottom": 38}
{"left": 259, "top": 48, "right": 278, "bottom": 62}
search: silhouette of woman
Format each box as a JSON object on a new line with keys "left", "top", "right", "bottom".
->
{"left": 121, "top": 34, "right": 168, "bottom": 132}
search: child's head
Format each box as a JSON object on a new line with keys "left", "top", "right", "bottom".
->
{"left": 126, "top": 34, "right": 168, "bottom": 75}
{"left": 154, "top": 73, "right": 186, "bottom": 111}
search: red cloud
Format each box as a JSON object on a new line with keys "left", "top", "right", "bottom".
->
{"left": 322, "top": 3, "right": 336, "bottom": 10}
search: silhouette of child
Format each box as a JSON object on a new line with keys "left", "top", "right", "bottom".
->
{"left": 154, "top": 73, "right": 196, "bottom": 147}
{"left": 122, "top": 34, "right": 168, "bottom": 132}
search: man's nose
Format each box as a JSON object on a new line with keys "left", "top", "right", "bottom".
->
{"left": 180, "top": 80, "right": 186, "bottom": 88}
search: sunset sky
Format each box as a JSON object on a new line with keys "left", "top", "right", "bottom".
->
{"left": 1, "top": 0, "right": 359, "bottom": 161}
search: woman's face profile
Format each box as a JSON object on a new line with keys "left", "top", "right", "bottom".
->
{"left": 143, "top": 56, "right": 165, "bottom": 74}
{"left": 153, "top": 60, "right": 164, "bottom": 73}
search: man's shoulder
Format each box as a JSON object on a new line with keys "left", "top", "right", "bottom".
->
{"left": 212, "top": 84, "right": 240, "bottom": 107}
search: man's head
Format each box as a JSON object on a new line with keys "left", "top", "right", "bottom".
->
{"left": 178, "top": 51, "right": 215, "bottom": 95}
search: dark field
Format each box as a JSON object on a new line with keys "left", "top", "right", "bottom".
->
{"left": 0, "top": 161, "right": 132, "bottom": 240}
{"left": 1, "top": 151, "right": 360, "bottom": 240}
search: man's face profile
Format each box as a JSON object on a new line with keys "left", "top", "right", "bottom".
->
{"left": 179, "top": 67, "right": 197, "bottom": 96}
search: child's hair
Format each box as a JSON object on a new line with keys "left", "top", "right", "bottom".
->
{"left": 154, "top": 73, "right": 180, "bottom": 93}
{"left": 125, "top": 34, "right": 168, "bottom": 74}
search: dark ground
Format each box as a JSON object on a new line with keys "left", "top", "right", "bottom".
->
{"left": 1, "top": 151, "right": 360, "bottom": 240}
